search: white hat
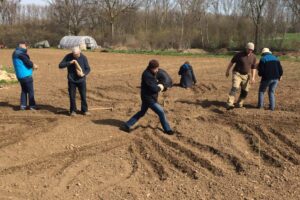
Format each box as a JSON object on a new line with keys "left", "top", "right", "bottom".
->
{"left": 246, "top": 42, "right": 255, "bottom": 50}
{"left": 261, "top": 48, "right": 272, "bottom": 54}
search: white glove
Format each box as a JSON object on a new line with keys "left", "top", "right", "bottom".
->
{"left": 158, "top": 84, "right": 164, "bottom": 92}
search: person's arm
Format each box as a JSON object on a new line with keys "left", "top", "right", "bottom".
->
{"left": 250, "top": 57, "right": 257, "bottom": 83}
{"left": 18, "top": 54, "right": 33, "bottom": 69}
{"left": 278, "top": 61, "right": 283, "bottom": 81}
{"left": 83, "top": 56, "right": 91, "bottom": 76}
{"left": 178, "top": 66, "right": 184, "bottom": 75}
{"left": 59, "top": 55, "right": 72, "bottom": 69}
{"left": 144, "top": 73, "right": 162, "bottom": 93}
{"left": 225, "top": 62, "right": 234, "bottom": 77}
{"left": 257, "top": 60, "right": 263, "bottom": 77}
{"left": 190, "top": 66, "right": 197, "bottom": 84}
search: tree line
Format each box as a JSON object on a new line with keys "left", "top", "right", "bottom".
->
{"left": 0, "top": 0, "right": 299, "bottom": 51}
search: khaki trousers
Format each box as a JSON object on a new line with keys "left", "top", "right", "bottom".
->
{"left": 227, "top": 72, "right": 251, "bottom": 107}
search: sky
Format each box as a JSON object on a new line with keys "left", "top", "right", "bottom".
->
{"left": 21, "top": 0, "right": 48, "bottom": 5}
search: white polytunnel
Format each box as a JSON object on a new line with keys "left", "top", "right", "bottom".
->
{"left": 59, "top": 36, "right": 98, "bottom": 50}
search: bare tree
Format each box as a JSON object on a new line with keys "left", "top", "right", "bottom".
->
{"left": 49, "top": 0, "right": 90, "bottom": 35}
{"left": 242, "top": 0, "right": 268, "bottom": 52}
{"left": 98, "top": 0, "right": 140, "bottom": 41}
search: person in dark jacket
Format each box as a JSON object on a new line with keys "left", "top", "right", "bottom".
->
{"left": 12, "top": 41, "right": 38, "bottom": 110}
{"left": 122, "top": 60, "right": 173, "bottom": 135}
{"left": 59, "top": 47, "right": 91, "bottom": 116}
{"left": 156, "top": 68, "right": 173, "bottom": 91}
{"left": 178, "top": 61, "right": 197, "bottom": 88}
{"left": 257, "top": 48, "right": 283, "bottom": 111}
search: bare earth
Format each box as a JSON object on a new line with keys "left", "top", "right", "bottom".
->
{"left": 0, "top": 49, "right": 299, "bottom": 200}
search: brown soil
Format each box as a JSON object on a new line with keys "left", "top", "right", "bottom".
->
{"left": 0, "top": 49, "right": 299, "bottom": 200}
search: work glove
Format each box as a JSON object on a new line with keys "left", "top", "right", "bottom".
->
{"left": 158, "top": 84, "right": 164, "bottom": 92}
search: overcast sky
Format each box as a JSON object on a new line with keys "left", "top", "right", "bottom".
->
{"left": 21, "top": 0, "right": 48, "bottom": 5}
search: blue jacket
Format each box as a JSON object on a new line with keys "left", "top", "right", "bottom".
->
{"left": 178, "top": 63, "right": 197, "bottom": 88}
{"left": 59, "top": 53, "right": 91, "bottom": 83}
{"left": 141, "top": 68, "right": 162, "bottom": 104}
{"left": 12, "top": 47, "right": 33, "bottom": 79}
{"left": 258, "top": 53, "right": 283, "bottom": 81}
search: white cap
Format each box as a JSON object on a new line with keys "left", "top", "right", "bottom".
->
{"left": 72, "top": 46, "right": 81, "bottom": 54}
{"left": 261, "top": 48, "right": 272, "bottom": 54}
{"left": 246, "top": 42, "right": 255, "bottom": 51}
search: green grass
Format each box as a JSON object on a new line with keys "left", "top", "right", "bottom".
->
{"left": 109, "top": 49, "right": 300, "bottom": 62}
{"left": 109, "top": 49, "right": 233, "bottom": 58}
{"left": 2, "top": 65, "right": 15, "bottom": 73}
{"left": 0, "top": 65, "right": 17, "bottom": 86}
{"left": 0, "top": 79, "right": 18, "bottom": 86}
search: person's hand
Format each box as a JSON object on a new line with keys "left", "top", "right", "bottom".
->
{"left": 226, "top": 70, "right": 230, "bottom": 78}
{"left": 33, "top": 64, "right": 38, "bottom": 70}
{"left": 250, "top": 78, "right": 255, "bottom": 84}
{"left": 158, "top": 84, "right": 164, "bottom": 92}
{"left": 70, "top": 60, "right": 76, "bottom": 64}
{"left": 279, "top": 76, "right": 283, "bottom": 81}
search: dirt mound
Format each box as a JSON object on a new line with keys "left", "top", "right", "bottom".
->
{"left": 0, "top": 69, "right": 17, "bottom": 81}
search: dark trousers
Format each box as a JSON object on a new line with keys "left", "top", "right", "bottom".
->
{"left": 125, "top": 101, "right": 172, "bottom": 132}
{"left": 68, "top": 81, "right": 88, "bottom": 113}
{"left": 19, "top": 76, "right": 36, "bottom": 109}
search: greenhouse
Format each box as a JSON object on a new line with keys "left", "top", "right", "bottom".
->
{"left": 59, "top": 36, "right": 98, "bottom": 50}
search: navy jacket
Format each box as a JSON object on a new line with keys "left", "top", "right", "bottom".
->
{"left": 59, "top": 53, "right": 91, "bottom": 83}
{"left": 178, "top": 63, "right": 197, "bottom": 88}
{"left": 141, "top": 68, "right": 162, "bottom": 104}
{"left": 12, "top": 47, "right": 34, "bottom": 79}
{"left": 156, "top": 68, "right": 173, "bottom": 89}
{"left": 258, "top": 53, "right": 283, "bottom": 81}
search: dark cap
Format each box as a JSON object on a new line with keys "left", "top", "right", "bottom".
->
{"left": 148, "top": 59, "right": 159, "bottom": 69}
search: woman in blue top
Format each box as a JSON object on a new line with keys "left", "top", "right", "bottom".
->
{"left": 178, "top": 61, "right": 197, "bottom": 88}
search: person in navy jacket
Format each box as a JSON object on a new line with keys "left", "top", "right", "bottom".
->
{"left": 156, "top": 68, "right": 173, "bottom": 90}
{"left": 178, "top": 61, "right": 197, "bottom": 88}
{"left": 59, "top": 47, "right": 91, "bottom": 116}
{"left": 122, "top": 60, "right": 174, "bottom": 135}
{"left": 12, "top": 41, "right": 38, "bottom": 110}
{"left": 257, "top": 48, "right": 283, "bottom": 111}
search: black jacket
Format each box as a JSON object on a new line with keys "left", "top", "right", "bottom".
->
{"left": 141, "top": 68, "right": 162, "bottom": 104}
{"left": 258, "top": 53, "right": 283, "bottom": 81}
{"left": 156, "top": 68, "right": 173, "bottom": 89}
{"left": 59, "top": 53, "right": 91, "bottom": 83}
{"left": 178, "top": 63, "right": 197, "bottom": 88}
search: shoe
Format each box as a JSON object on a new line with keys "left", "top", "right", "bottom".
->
{"left": 29, "top": 106, "right": 38, "bottom": 111}
{"left": 226, "top": 105, "right": 234, "bottom": 110}
{"left": 120, "top": 124, "right": 131, "bottom": 133}
{"left": 70, "top": 111, "right": 77, "bottom": 117}
{"left": 237, "top": 104, "right": 244, "bottom": 108}
{"left": 164, "top": 130, "right": 174, "bottom": 135}
{"left": 20, "top": 106, "right": 26, "bottom": 111}
{"left": 82, "top": 111, "right": 91, "bottom": 116}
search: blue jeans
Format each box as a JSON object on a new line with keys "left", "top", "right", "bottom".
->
{"left": 126, "top": 102, "right": 172, "bottom": 132}
{"left": 19, "top": 76, "right": 36, "bottom": 109}
{"left": 258, "top": 79, "right": 279, "bottom": 110}
{"left": 68, "top": 81, "right": 88, "bottom": 112}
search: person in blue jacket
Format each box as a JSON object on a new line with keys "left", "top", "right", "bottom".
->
{"left": 59, "top": 47, "right": 91, "bottom": 116}
{"left": 12, "top": 41, "right": 38, "bottom": 110}
{"left": 257, "top": 48, "right": 283, "bottom": 111}
{"left": 122, "top": 60, "right": 174, "bottom": 135}
{"left": 178, "top": 61, "right": 197, "bottom": 88}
